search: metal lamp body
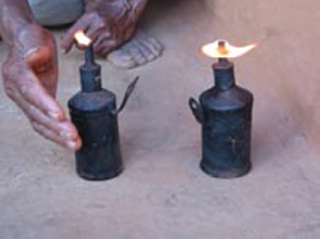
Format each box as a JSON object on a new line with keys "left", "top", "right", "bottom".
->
{"left": 190, "top": 61, "right": 254, "bottom": 178}
{"left": 68, "top": 89, "right": 122, "bottom": 181}
{"left": 68, "top": 46, "right": 138, "bottom": 181}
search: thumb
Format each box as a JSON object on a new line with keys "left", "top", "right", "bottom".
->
{"left": 24, "top": 45, "right": 58, "bottom": 98}
{"left": 24, "top": 47, "right": 51, "bottom": 69}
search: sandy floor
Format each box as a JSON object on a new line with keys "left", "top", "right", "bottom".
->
{"left": 1, "top": 0, "right": 320, "bottom": 238}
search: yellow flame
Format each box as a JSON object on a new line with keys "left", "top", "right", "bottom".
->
{"left": 74, "top": 30, "right": 92, "bottom": 47}
{"left": 202, "top": 40, "right": 256, "bottom": 59}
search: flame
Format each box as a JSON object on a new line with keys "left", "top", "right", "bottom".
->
{"left": 202, "top": 40, "right": 256, "bottom": 59}
{"left": 74, "top": 30, "right": 92, "bottom": 47}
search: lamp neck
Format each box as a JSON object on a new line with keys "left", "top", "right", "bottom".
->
{"left": 213, "top": 59, "right": 236, "bottom": 90}
{"left": 80, "top": 46, "right": 102, "bottom": 93}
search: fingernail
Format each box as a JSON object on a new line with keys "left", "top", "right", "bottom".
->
{"left": 76, "top": 138, "right": 82, "bottom": 151}
{"left": 67, "top": 141, "right": 77, "bottom": 151}
{"left": 60, "top": 131, "right": 74, "bottom": 140}
{"left": 25, "top": 48, "right": 39, "bottom": 58}
{"left": 48, "top": 111, "right": 60, "bottom": 120}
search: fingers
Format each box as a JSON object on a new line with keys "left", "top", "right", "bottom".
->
{"left": 3, "top": 62, "right": 81, "bottom": 151}
{"left": 32, "top": 121, "right": 82, "bottom": 151}
{"left": 8, "top": 83, "right": 81, "bottom": 151}
{"left": 21, "top": 97, "right": 76, "bottom": 141}
{"left": 2, "top": 24, "right": 82, "bottom": 151}
{"left": 61, "top": 11, "right": 125, "bottom": 57}
{"left": 17, "top": 71, "right": 66, "bottom": 121}
{"left": 98, "top": 27, "right": 125, "bottom": 57}
{"left": 86, "top": 23, "right": 111, "bottom": 45}
{"left": 97, "top": 24, "right": 136, "bottom": 58}
{"left": 92, "top": 32, "right": 113, "bottom": 54}
{"left": 61, "top": 12, "right": 113, "bottom": 53}
{"left": 99, "top": 39, "right": 118, "bottom": 57}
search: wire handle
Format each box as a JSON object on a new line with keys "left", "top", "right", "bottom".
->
{"left": 113, "top": 76, "right": 140, "bottom": 115}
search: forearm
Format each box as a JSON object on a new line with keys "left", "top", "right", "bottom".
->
{"left": 0, "top": 0, "right": 36, "bottom": 48}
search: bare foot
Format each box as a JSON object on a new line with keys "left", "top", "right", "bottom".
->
{"left": 106, "top": 30, "right": 164, "bottom": 69}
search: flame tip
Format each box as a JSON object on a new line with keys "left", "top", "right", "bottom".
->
{"left": 202, "top": 40, "right": 256, "bottom": 59}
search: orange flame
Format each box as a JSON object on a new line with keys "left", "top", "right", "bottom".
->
{"left": 202, "top": 40, "right": 256, "bottom": 59}
{"left": 74, "top": 30, "right": 92, "bottom": 47}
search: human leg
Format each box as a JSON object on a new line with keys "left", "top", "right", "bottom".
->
{"left": 28, "top": 0, "right": 84, "bottom": 27}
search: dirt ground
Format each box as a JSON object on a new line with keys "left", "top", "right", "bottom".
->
{"left": 1, "top": 0, "right": 320, "bottom": 238}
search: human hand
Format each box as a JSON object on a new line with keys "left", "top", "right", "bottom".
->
{"left": 61, "top": 0, "right": 148, "bottom": 57}
{"left": 2, "top": 24, "right": 82, "bottom": 150}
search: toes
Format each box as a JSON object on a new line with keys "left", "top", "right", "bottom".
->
{"left": 135, "top": 39, "right": 156, "bottom": 62}
{"left": 125, "top": 40, "right": 148, "bottom": 66}
{"left": 136, "top": 37, "right": 162, "bottom": 61}
{"left": 107, "top": 49, "right": 137, "bottom": 69}
{"left": 106, "top": 31, "right": 165, "bottom": 69}
{"left": 139, "top": 33, "right": 164, "bottom": 54}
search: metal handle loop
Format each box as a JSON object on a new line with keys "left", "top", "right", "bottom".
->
{"left": 189, "top": 98, "right": 204, "bottom": 124}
